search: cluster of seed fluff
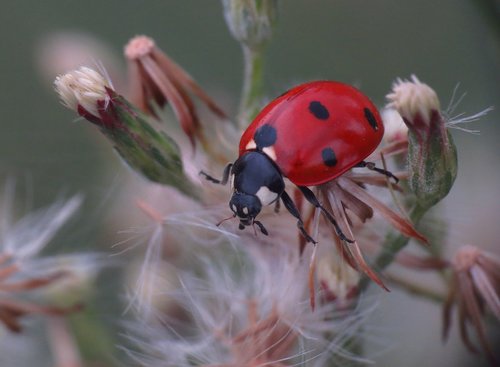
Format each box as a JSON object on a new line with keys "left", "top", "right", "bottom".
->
{"left": 122, "top": 239, "right": 378, "bottom": 367}
{"left": 0, "top": 183, "right": 107, "bottom": 365}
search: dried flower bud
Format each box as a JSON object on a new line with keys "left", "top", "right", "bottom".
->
{"left": 55, "top": 67, "right": 196, "bottom": 198}
{"left": 443, "top": 245, "right": 500, "bottom": 365}
{"left": 386, "top": 75, "right": 457, "bottom": 209}
{"left": 222, "top": 0, "right": 278, "bottom": 50}
{"left": 124, "top": 35, "right": 227, "bottom": 149}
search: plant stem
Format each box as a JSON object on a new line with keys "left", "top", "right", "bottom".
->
{"left": 238, "top": 45, "right": 265, "bottom": 128}
{"left": 359, "top": 204, "right": 428, "bottom": 291}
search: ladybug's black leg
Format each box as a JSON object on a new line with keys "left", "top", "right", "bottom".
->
{"left": 280, "top": 191, "right": 317, "bottom": 244}
{"left": 356, "top": 161, "right": 399, "bottom": 183}
{"left": 253, "top": 220, "right": 269, "bottom": 236}
{"left": 297, "top": 186, "right": 354, "bottom": 244}
{"left": 199, "top": 163, "right": 233, "bottom": 185}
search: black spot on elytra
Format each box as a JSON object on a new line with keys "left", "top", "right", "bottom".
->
{"left": 309, "top": 101, "right": 330, "bottom": 120}
{"left": 364, "top": 108, "right": 379, "bottom": 131}
{"left": 321, "top": 147, "right": 337, "bottom": 167}
{"left": 254, "top": 124, "right": 277, "bottom": 149}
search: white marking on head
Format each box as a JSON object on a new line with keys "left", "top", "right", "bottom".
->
{"left": 245, "top": 139, "right": 257, "bottom": 150}
{"left": 256, "top": 186, "right": 278, "bottom": 206}
{"left": 242, "top": 207, "right": 249, "bottom": 215}
{"left": 262, "top": 146, "right": 277, "bottom": 161}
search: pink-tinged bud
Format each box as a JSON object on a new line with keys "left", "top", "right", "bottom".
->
{"left": 387, "top": 76, "right": 440, "bottom": 135}
{"left": 222, "top": 0, "right": 278, "bottom": 50}
{"left": 54, "top": 67, "right": 197, "bottom": 198}
{"left": 386, "top": 75, "right": 457, "bottom": 209}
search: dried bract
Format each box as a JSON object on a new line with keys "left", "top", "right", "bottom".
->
{"left": 443, "top": 245, "right": 500, "bottom": 365}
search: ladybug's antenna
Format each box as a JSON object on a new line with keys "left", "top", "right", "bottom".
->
{"left": 216, "top": 213, "right": 236, "bottom": 227}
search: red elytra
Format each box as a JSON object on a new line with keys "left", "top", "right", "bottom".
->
{"left": 239, "top": 81, "right": 384, "bottom": 186}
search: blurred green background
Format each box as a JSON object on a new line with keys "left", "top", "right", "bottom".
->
{"left": 0, "top": 1, "right": 498, "bottom": 366}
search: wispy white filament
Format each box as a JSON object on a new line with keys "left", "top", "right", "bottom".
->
{"left": 1, "top": 195, "right": 83, "bottom": 261}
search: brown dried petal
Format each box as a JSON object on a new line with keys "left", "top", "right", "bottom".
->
{"left": 141, "top": 57, "right": 198, "bottom": 146}
{"left": 321, "top": 189, "right": 358, "bottom": 270}
{"left": 395, "top": 252, "right": 449, "bottom": 270}
{"left": 457, "top": 293, "right": 479, "bottom": 354}
{"left": 127, "top": 60, "right": 148, "bottom": 112}
{"left": 477, "top": 254, "right": 500, "bottom": 283}
{"left": 0, "top": 307, "right": 23, "bottom": 332}
{"left": 328, "top": 186, "right": 388, "bottom": 291}
{"left": 334, "top": 184, "right": 374, "bottom": 223}
{"left": 151, "top": 47, "right": 227, "bottom": 119}
{"left": 0, "top": 271, "right": 66, "bottom": 292}
{"left": 337, "top": 177, "right": 428, "bottom": 244}
{"left": 0, "top": 298, "right": 82, "bottom": 319}
{"left": 0, "top": 263, "right": 18, "bottom": 282}
{"left": 348, "top": 173, "right": 405, "bottom": 192}
{"left": 458, "top": 271, "right": 495, "bottom": 360}
{"left": 377, "top": 140, "right": 408, "bottom": 157}
{"left": 470, "top": 265, "right": 500, "bottom": 320}
{"left": 442, "top": 276, "right": 457, "bottom": 341}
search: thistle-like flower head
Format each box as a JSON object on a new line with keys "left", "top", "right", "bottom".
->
{"left": 387, "top": 75, "right": 440, "bottom": 130}
{"left": 54, "top": 66, "right": 196, "bottom": 197}
{"left": 386, "top": 75, "right": 458, "bottom": 209}
{"left": 54, "top": 66, "right": 111, "bottom": 119}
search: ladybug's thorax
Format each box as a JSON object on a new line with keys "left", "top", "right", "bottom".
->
{"left": 229, "top": 151, "right": 285, "bottom": 226}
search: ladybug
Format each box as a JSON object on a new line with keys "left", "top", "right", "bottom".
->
{"left": 201, "top": 81, "right": 397, "bottom": 243}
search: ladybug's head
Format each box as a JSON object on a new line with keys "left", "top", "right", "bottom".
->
{"left": 226, "top": 151, "right": 285, "bottom": 236}
{"left": 228, "top": 192, "right": 269, "bottom": 235}
{"left": 229, "top": 192, "right": 262, "bottom": 227}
